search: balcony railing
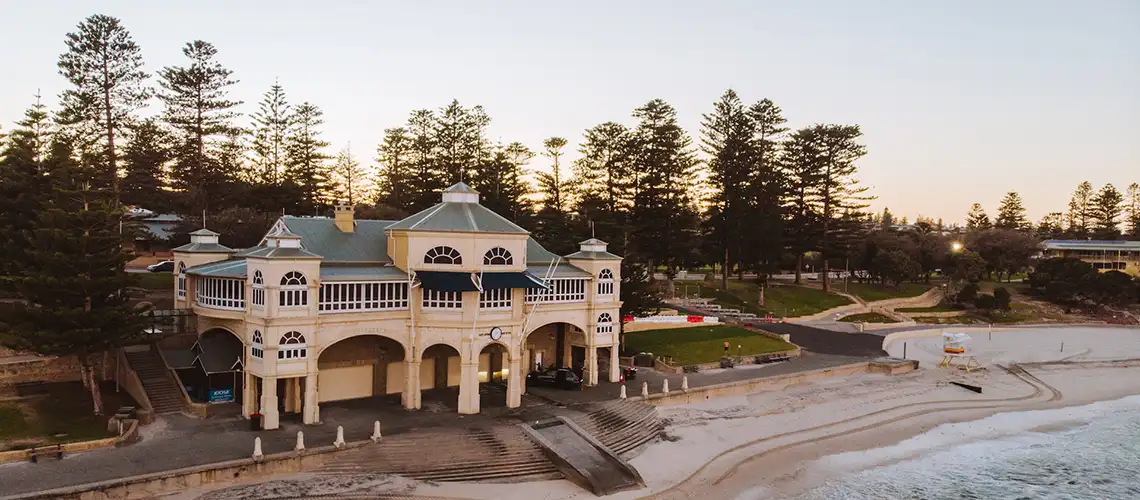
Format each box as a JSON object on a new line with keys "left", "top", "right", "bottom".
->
{"left": 525, "top": 278, "right": 587, "bottom": 303}
{"left": 195, "top": 277, "right": 245, "bottom": 311}
{"left": 319, "top": 281, "right": 409, "bottom": 313}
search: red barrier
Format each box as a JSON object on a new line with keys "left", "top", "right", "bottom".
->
{"left": 686, "top": 315, "right": 703, "bottom": 323}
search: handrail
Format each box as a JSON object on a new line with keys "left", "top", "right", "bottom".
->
{"left": 153, "top": 343, "right": 193, "bottom": 411}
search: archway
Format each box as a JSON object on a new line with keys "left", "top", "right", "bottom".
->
{"left": 420, "top": 343, "right": 461, "bottom": 410}
{"left": 521, "top": 322, "right": 586, "bottom": 393}
{"left": 317, "top": 335, "right": 406, "bottom": 407}
{"left": 477, "top": 342, "right": 509, "bottom": 407}
{"left": 181, "top": 328, "right": 244, "bottom": 405}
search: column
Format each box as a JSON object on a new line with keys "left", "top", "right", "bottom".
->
{"left": 520, "top": 347, "right": 530, "bottom": 394}
{"left": 402, "top": 359, "right": 421, "bottom": 409}
{"left": 585, "top": 346, "right": 599, "bottom": 386}
{"left": 609, "top": 343, "right": 621, "bottom": 383}
{"left": 458, "top": 360, "right": 480, "bottom": 414}
{"left": 506, "top": 356, "right": 522, "bottom": 408}
{"left": 303, "top": 373, "right": 320, "bottom": 424}
{"left": 260, "top": 376, "right": 280, "bottom": 430}
{"left": 242, "top": 372, "right": 257, "bottom": 418}
{"left": 283, "top": 378, "right": 296, "bottom": 413}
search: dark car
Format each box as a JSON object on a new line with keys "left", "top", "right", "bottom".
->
{"left": 147, "top": 260, "right": 174, "bottom": 273}
{"left": 526, "top": 368, "right": 582, "bottom": 390}
{"left": 621, "top": 366, "right": 638, "bottom": 381}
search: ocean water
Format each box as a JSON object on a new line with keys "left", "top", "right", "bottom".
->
{"left": 783, "top": 396, "right": 1140, "bottom": 500}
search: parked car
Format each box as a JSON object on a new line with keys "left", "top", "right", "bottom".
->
{"left": 621, "top": 366, "right": 638, "bottom": 381}
{"left": 526, "top": 368, "right": 583, "bottom": 390}
{"left": 147, "top": 261, "right": 174, "bottom": 273}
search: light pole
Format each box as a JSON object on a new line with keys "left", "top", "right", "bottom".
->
{"left": 948, "top": 241, "right": 964, "bottom": 301}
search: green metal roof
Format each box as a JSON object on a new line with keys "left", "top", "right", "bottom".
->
{"left": 172, "top": 241, "right": 235, "bottom": 254}
{"left": 242, "top": 245, "right": 323, "bottom": 259}
{"left": 527, "top": 263, "right": 592, "bottom": 278}
{"left": 279, "top": 217, "right": 397, "bottom": 262}
{"left": 564, "top": 250, "right": 623, "bottom": 261}
{"left": 320, "top": 265, "right": 409, "bottom": 281}
{"left": 387, "top": 202, "right": 528, "bottom": 234}
{"left": 526, "top": 238, "right": 560, "bottom": 264}
{"left": 185, "top": 259, "right": 247, "bottom": 278}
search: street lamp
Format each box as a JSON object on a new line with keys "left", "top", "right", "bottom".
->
{"left": 948, "top": 241, "right": 964, "bottom": 300}
{"left": 951, "top": 241, "right": 963, "bottom": 252}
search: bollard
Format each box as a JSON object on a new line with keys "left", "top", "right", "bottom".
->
{"left": 252, "top": 437, "right": 264, "bottom": 462}
{"left": 903, "top": 342, "right": 907, "bottom": 360}
{"left": 1061, "top": 342, "right": 1064, "bottom": 353}
{"left": 619, "top": 385, "right": 627, "bottom": 399}
{"left": 641, "top": 382, "right": 649, "bottom": 398}
{"left": 371, "top": 421, "right": 382, "bottom": 443}
{"left": 295, "top": 431, "right": 305, "bottom": 452}
{"left": 682, "top": 376, "right": 689, "bottom": 392}
{"left": 334, "top": 425, "right": 346, "bottom": 449}
{"left": 662, "top": 379, "right": 670, "bottom": 394}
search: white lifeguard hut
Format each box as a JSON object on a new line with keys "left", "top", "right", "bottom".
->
{"left": 937, "top": 332, "right": 981, "bottom": 372}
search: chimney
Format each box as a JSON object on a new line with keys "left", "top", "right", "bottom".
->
{"left": 334, "top": 202, "right": 354, "bottom": 233}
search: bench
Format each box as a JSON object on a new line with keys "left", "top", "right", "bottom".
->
{"left": 14, "top": 381, "right": 47, "bottom": 397}
{"left": 28, "top": 444, "right": 64, "bottom": 463}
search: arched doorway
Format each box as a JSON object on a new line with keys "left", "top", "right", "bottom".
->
{"left": 420, "top": 343, "right": 461, "bottom": 410}
{"left": 317, "top": 335, "right": 405, "bottom": 407}
{"left": 182, "top": 328, "right": 244, "bottom": 406}
{"left": 478, "top": 343, "right": 509, "bottom": 407}
{"left": 522, "top": 322, "right": 586, "bottom": 393}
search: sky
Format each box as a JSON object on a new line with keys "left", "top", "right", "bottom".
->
{"left": 1, "top": 0, "right": 1137, "bottom": 224}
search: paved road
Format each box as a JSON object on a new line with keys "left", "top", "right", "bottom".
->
{"left": 758, "top": 322, "right": 887, "bottom": 357}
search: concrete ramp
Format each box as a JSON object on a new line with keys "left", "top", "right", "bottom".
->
{"left": 522, "top": 417, "right": 644, "bottom": 496}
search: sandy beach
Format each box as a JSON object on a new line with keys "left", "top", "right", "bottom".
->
{"left": 172, "top": 327, "right": 1140, "bottom": 500}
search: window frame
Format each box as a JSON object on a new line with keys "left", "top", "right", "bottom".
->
{"left": 424, "top": 246, "right": 463, "bottom": 265}
{"left": 278, "top": 331, "right": 307, "bottom": 360}
{"left": 482, "top": 247, "right": 514, "bottom": 266}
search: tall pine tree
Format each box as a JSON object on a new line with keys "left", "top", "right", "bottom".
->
{"left": 375, "top": 126, "right": 415, "bottom": 214}
{"left": 1090, "top": 183, "right": 1124, "bottom": 239}
{"left": 994, "top": 191, "right": 1029, "bottom": 230}
{"left": 966, "top": 203, "right": 991, "bottom": 230}
{"left": 629, "top": 99, "right": 699, "bottom": 276}
{"left": 158, "top": 40, "right": 241, "bottom": 213}
{"left": 534, "top": 137, "right": 575, "bottom": 253}
{"left": 434, "top": 100, "right": 489, "bottom": 185}
{"left": 473, "top": 142, "right": 533, "bottom": 223}
{"left": 56, "top": 14, "right": 150, "bottom": 201}
{"left": 120, "top": 118, "right": 169, "bottom": 211}
{"left": 700, "top": 89, "right": 754, "bottom": 288}
{"left": 743, "top": 98, "right": 787, "bottom": 278}
{"left": 330, "top": 144, "right": 369, "bottom": 206}
{"left": 813, "top": 124, "right": 870, "bottom": 292}
{"left": 781, "top": 128, "right": 824, "bottom": 284}
{"left": 284, "top": 102, "right": 331, "bottom": 214}
{"left": 250, "top": 81, "right": 291, "bottom": 185}
{"left": 406, "top": 109, "right": 443, "bottom": 210}
{"left": 573, "top": 122, "right": 635, "bottom": 213}
{"left": 0, "top": 98, "right": 52, "bottom": 292}
{"left": 1066, "top": 181, "right": 1095, "bottom": 237}
{"left": 2, "top": 138, "right": 147, "bottom": 415}
{"left": 1126, "top": 183, "right": 1140, "bottom": 239}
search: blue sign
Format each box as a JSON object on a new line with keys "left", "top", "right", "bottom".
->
{"left": 208, "top": 388, "right": 234, "bottom": 403}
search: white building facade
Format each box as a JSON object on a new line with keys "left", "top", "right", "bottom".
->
{"left": 172, "top": 183, "right": 623, "bottom": 430}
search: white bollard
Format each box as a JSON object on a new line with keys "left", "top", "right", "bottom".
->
{"left": 662, "top": 379, "right": 670, "bottom": 394}
{"left": 641, "top": 382, "right": 649, "bottom": 398}
{"left": 619, "top": 385, "right": 627, "bottom": 399}
{"left": 252, "top": 437, "right": 264, "bottom": 461}
{"left": 682, "top": 376, "right": 689, "bottom": 392}
{"left": 371, "top": 421, "right": 382, "bottom": 443}
{"left": 295, "top": 431, "right": 305, "bottom": 452}
{"left": 334, "top": 425, "right": 346, "bottom": 449}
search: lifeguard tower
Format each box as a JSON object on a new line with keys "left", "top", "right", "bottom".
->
{"left": 937, "top": 332, "right": 982, "bottom": 372}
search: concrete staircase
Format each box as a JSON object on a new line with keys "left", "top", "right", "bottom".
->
{"left": 320, "top": 400, "right": 663, "bottom": 484}
{"left": 124, "top": 348, "right": 186, "bottom": 415}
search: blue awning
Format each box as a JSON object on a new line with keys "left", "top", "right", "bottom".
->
{"left": 480, "top": 271, "right": 549, "bottom": 290}
{"left": 415, "top": 271, "right": 481, "bottom": 292}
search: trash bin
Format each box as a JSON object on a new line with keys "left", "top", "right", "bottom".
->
{"left": 250, "top": 413, "right": 263, "bottom": 431}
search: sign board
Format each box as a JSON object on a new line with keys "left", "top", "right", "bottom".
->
{"left": 208, "top": 388, "right": 234, "bottom": 403}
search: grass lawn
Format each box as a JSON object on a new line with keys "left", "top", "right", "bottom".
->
{"left": 135, "top": 272, "right": 172, "bottom": 291}
{"left": 896, "top": 304, "right": 962, "bottom": 313}
{"left": 843, "top": 282, "right": 931, "bottom": 302}
{"left": 837, "top": 312, "right": 898, "bottom": 323}
{"left": 0, "top": 381, "right": 134, "bottom": 450}
{"left": 914, "top": 316, "right": 987, "bottom": 325}
{"left": 696, "top": 281, "right": 851, "bottom": 318}
{"left": 623, "top": 325, "right": 796, "bottom": 365}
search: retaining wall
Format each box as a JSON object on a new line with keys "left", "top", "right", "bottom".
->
{"left": 639, "top": 361, "right": 874, "bottom": 406}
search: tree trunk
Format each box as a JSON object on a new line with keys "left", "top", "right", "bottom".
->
{"left": 721, "top": 247, "right": 728, "bottom": 290}
{"left": 822, "top": 258, "right": 831, "bottom": 292}
{"left": 82, "top": 359, "right": 104, "bottom": 415}
{"left": 794, "top": 254, "right": 803, "bottom": 284}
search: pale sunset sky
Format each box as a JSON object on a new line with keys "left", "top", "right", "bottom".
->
{"left": 1, "top": 0, "right": 1137, "bottom": 224}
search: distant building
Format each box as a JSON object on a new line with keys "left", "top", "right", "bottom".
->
{"left": 1040, "top": 240, "right": 1140, "bottom": 276}
{"left": 172, "top": 183, "right": 622, "bottom": 430}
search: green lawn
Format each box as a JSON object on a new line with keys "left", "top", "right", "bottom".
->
{"left": 837, "top": 312, "right": 898, "bottom": 323}
{"left": 135, "top": 272, "right": 173, "bottom": 291}
{"left": 0, "top": 381, "right": 133, "bottom": 450}
{"left": 844, "top": 282, "right": 931, "bottom": 302}
{"left": 623, "top": 325, "right": 796, "bottom": 365}
{"left": 696, "top": 281, "right": 852, "bottom": 318}
{"left": 914, "top": 316, "right": 987, "bottom": 325}
{"left": 896, "top": 303, "right": 962, "bottom": 313}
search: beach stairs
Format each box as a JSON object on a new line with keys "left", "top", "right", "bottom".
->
{"left": 124, "top": 347, "right": 186, "bottom": 415}
{"left": 318, "top": 400, "right": 663, "bottom": 487}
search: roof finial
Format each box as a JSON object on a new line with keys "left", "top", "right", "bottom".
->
{"left": 202, "top": 209, "right": 207, "bottom": 229}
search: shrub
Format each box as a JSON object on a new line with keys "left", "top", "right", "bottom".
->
{"left": 974, "top": 293, "right": 996, "bottom": 310}
{"left": 957, "top": 282, "right": 980, "bottom": 304}
{"left": 993, "top": 287, "right": 1012, "bottom": 310}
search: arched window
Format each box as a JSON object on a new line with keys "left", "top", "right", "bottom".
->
{"left": 251, "top": 270, "right": 265, "bottom": 308}
{"left": 597, "top": 313, "right": 614, "bottom": 335}
{"left": 251, "top": 330, "right": 264, "bottom": 359}
{"left": 424, "top": 246, "right": 462, "bottom": 265}
{"left": 177, "top": 262, "right": 187, "bottom": 299}
{"left": 597, "top": 268, "right": 615, "bottom": 296}
{"left": 483, "top": 247, "right": 513, "bottom": 265}
{"left": 279, "top": 271, "right": 308, "bottom": 307}
{"left": 278, "top": 331, "right": 307, "bottom": 359}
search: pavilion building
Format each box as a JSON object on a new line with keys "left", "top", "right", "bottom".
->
{"left": 172, "top": 183, "right": 622, "bottom": 430}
